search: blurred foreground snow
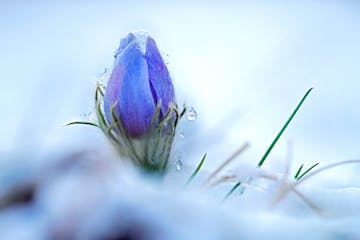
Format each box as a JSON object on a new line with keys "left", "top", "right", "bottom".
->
{"left": 0, "top": 145, "right": 359, "bottom": 240}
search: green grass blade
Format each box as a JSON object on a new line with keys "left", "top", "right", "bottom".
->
{"left": 294, "top": 163, "right": 304, "bottom": 179}
{"left": 222, "top": 182, "right": 241, "bottom": 202}
{"left": 224, "top": 88, "right": 313, "bottom": 200}
{"left": 297, "top": 163, "right": 319, "bottom": 180}
{"left": 66, "top": 121, "right": 100, "bottom": 128}
{"left": 185, "top": 153, "right": 207, "bottom": 186}
{"left": 257, "top": 88, "right": 313, "bottom": 167}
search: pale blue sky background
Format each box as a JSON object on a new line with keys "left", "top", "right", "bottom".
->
{"left": 1, "top": 1, "right": 359, "bottom": 184}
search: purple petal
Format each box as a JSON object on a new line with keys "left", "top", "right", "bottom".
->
{"left": 114, "top": 33, "right": 136, "bottom": 63}
{"left": 145, "top": 37, "right": 175, "bottom": 117}
{"left": 104, "top": 41, "right": 155, "bottom": 138}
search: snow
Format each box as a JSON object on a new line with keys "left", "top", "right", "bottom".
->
{"left": 1, "top": 1, "right": 360, "bottom": 239}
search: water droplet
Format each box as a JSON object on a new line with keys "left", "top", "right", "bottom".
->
{"left": 164, "top": 53, "right": 170, "bottom": 65}
{"left": 179, "top": 132, "right": 184, "bottom": 139}
{"left": 186, "top": 107, "right": 197, "bottom": 121}
{"left": 113, "top": 50, "right": 119, "bottom": 58}
{"left": 79, "top": 113, "right": 88, "bottom": 119}
{"left": 80, "top": 112, "right": 95, "bottom": 120}
{"left": 175, "top": 158, "right": 183, "bottom": 171}
{"left": 88, "top": 112, "right": 96, "bottom": 121}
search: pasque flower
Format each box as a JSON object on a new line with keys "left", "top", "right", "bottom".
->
{"left": 87, "top": 31, "right": 185, "bottom": 173}
{"left": 104, "top": 32, "right": 176, "bottom": 138}
{"left": 67, "top": 31, "right": 185, "bottom": 173}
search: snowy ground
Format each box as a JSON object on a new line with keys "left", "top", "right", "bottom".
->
{"left": 1, "top": 1, "right": 360, "bottom": 239}
{"left": 0, "top": 145, "right": 359, "bottom": 239}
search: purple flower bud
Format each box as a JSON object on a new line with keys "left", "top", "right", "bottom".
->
{"left": 104, "top": 32, "right": 175, "bottom": 138}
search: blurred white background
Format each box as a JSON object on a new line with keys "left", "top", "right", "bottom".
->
{"left": 1, "top": 1, "right": 359, "bottom": 185}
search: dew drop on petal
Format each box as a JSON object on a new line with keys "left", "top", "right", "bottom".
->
{"left": 113, "top": 50, "right": 119, "bottom": 58}
{"left": 164, "top": 53, "right": 170, "bottom": 65}
{"left": 186, "top": 107, "right": 197, "bottom": 121}
{"left": 179, "top": 132, "right": 184, "bottom": 139}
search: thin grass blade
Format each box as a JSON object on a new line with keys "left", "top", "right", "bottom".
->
{"left": 222, "top": 182, "right": 241, "bottom": 202}
{"left": 294, "top": 163, "right": 304, "bottom": 179}
{"left": 225, "top": 88, "right": 313, "bottom": 200}
{"left": 297, "top": 163, "right": 319, "bottom": 180}
{"left": 185, "top": 153, "right": 207, "bottom": 186}
{"left": 258, "top": 88, "right": 313, "bottom": 167}
{"left": 66, "top": 121, "right": 100, "bottom": 128}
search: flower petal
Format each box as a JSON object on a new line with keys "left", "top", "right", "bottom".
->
{"left": 145, "top": 37, "right": 175, "bottom": 117}
{"left": 114, "top": 33, "right": 136, "bottom": 63}
{"left": 104, "top": 41, "right": 155, "bottom": 138}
